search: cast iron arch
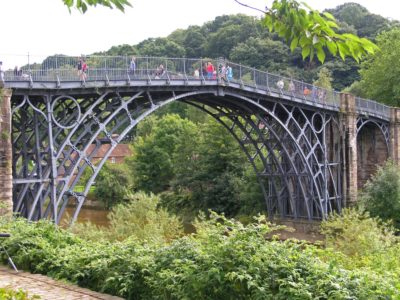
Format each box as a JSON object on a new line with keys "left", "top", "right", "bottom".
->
{"left": 11, "top": 87, "right": 342, "bottom": 224}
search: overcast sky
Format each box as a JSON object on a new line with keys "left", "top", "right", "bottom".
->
{"left": 1, "top": 0, "right": 399, "bottom": 69}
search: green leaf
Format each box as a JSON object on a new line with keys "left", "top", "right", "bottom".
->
{"left": 323, "top": 12, "right": 336, "bottom": 21}
{"left": 302, "top": 46, "right": 311, "bottom": 60}
{"left": 290, "top": 37, "right": 299, "bottom": 52}
{"left": 316, "top": 47, "right": 326, "bottom": 63}
{"left": 326, "top": 41, "right": 338, "bottom": 56}
{"left": 299, "top": 35, "right": 310, "bottom": 47}
{"left": 337, "top": 43, "right": 349, "bottom": 61}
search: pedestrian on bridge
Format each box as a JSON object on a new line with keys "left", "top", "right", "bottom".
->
{"left": 226, "top": 65, "right": 233, "bottom": 81}
{"left": 206, "top": 62, "right": 214, "bottom": 80}
{"left": 129, "top": 56, "right": 136, "bottom": 76}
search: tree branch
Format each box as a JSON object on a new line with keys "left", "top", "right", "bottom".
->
{"left": 233, "top": 0, "right": 268, "bottom": 15}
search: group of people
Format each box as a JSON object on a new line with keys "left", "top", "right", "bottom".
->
{"left": 77, "top": 57, "right": 235, "bottom": 82}
{"left": 77, "top": 57, "right": 88, "bottom": 81}
{"left": 276, "top": 79, "right": 327, "bottom": 100}
{"left": 193, "top": 61, "right": 233, "bottom": 81}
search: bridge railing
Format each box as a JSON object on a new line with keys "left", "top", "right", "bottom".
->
{"left": 1, "top": 55, "right": 390, "bottom": 118}
{"left": 355, "top": 97, "right": 391, "bottom": 119}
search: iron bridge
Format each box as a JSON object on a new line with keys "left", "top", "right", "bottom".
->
{"left": 1, "top": 56, "right": 391, "bottom": 224}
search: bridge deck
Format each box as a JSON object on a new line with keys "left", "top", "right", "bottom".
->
{"left": 1, "top": 55, "right": 391, "bottom": 121}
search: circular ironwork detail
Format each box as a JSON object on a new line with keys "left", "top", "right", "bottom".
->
{"left": 51, "top": 96, "right": 81, "bottom": 129}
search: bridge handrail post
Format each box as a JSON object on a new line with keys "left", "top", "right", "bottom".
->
{"left": 253, "top": 68, "right": 257, "bottom": 90}
{"left": 200, "top": 58, "right": 206, "bottom": 84}
{"left": 183, "top": 58, "right": 189, "bottom": 84}
{"left": 239, "top": 64, "right": 244, "bottom": 88}
{"left": 165, "top": 58, "right": 171, "bottom": 84}
{"left": 146, "top": 57, "right": 152, "bottom": 84}
{"left": 266, "top": 72, "right": 271, "bottom": 94}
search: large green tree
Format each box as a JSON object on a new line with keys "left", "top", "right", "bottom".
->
{"left": 355, "top": 28, "right": 400, "bottom": 106}
{"left": 127, "top": 114, "right": 198, "bottom": 193}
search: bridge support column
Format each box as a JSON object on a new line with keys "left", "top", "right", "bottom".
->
{"left": 340, "top": 93, "right": 358, "bottom": 206}
{"left": 390, "top": 107, "right": 400, "bottom": 164}
{"left": 0, "top": 88, "right": 13, "bottom": 216}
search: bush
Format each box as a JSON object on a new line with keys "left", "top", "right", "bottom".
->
{"left": 360, "top": 160, "right": 400, "bottom": 229}
{"left": 107, "top": 192, "right": 183, "bottom": 243}
{"left": 1, "top": 213, "right": 399, "bottom": 299}
{"left": 70, "top": 192, "right": 183, "bottom": 244}
{"left": 320, "top": 208, "right": 396, "bottom": 258}
{"left": 318, "top": 208, "right": 400, "bottom": 289}
{"left": 0, "top": 287, "right": 40, "bottom": 299}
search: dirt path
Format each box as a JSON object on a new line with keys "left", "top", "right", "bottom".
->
{"left": 0, "top": 266, "right": 123, "bottom": 300}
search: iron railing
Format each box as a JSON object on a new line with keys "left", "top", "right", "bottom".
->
{"left": 0, "top": 55, "right": 391, "bottom": 119}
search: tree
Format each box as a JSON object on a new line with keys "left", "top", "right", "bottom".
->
{"left": 360, "top": 160, "right": 400, "bottom": 229}
{"left": 356, "top": 28, "right": 400, "bottom": 106}
{"left": 127, "top": 114, "right": 198, "bottom": 193}
{"left": 62, "top": 0, "right": 132, "bottom": 13}
{"left": 313, "top": 67, "right": 333, "bottom": 89}
{"left": 326, "top": 3, "right": 395, "bottom": 39}
{"left": 235, "top": 0, "right": 378, "bottom": 63}
{"left": 230, "top": 37, "right": 290, "bottom": 70}
{"left": 94, "top": 161, "right": 133, "bottom": 209}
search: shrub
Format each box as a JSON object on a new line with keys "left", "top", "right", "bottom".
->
{"left": 0, "top": 213, "right": 398, "bottom": 299}
{"left": 70, "top": 192, "right": 183, "bottom": 244}
{"left": 0, "top": 287, "right": 40, "bottom": 299}
{"left": 360, "top": 160, "right": 400, "bottom": 229}
{"left": 107, "top": 191, "right": 183, "bottom": 243}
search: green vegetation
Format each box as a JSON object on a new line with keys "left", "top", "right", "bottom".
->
{"left": 62, "top": 0, "right": 132, "bottom": 13}
{"left": 0, "top": 287, "right": 39, "bottom": 299}
{"left": 71, "top": 192, "right": 183, "bottom": 243}
{"left": 0, "top": 208, "right": 398, "bottom": 299}
{"left": 261, "top": 0, "right": 378, "bottom": 63}
{"left": 350, "top": 28, "right": 400, "bottom": 106}
{"left": 360, "top": 160, "right": 400, "bottom": 229}
{"left": 94, "top": 162, "right": 133, "bottom": 209}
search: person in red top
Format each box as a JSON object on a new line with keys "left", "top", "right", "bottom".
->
{"left": 206, "top": 62, "right": 214, "bottom": 80}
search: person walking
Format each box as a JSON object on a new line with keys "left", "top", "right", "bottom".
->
{"left": 226, "top": 65, "right": 233, "bottom": 81}
{"left": 206, "top": 62, "right": 214, "bottom": 80}
{"left": 129, "top": 56, "right": 136, "bottom": 76}
{"left": 77, "top": 58, "right": 83, "bottom": 77}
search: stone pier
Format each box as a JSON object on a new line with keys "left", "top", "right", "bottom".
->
{"left": 0, "top": 88, "right": 13, "bottom": 216}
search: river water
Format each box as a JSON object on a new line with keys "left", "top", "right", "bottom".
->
{"left": 64, "top": 206, "right": 110, "bottom": 227}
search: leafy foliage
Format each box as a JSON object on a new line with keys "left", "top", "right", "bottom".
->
{"left": 356, "top": 28, "right": 400, "bottom": 106}
{"left": 71, "top": 192, "right": 183, "bottom": 243}
{"left": 262, "top": 0, "right": 379, "bottom": 63}
{"left": 320, "top": 208, "right": 396, "bottom": 258}
{"left": 360, "top": 160, "right": 400, "bottom": 229}
{"left": 127, "top": 114, "right": 198, "bottom": 193}
{"left": 62, "top": 0, "right": 131, "bottom": 13}
{"left": 0, "top": 214, "right": 398, "bottom": 299}
{"left": 107, "top": 192, "right": 183, "bottom": 243}
{"left": 94, "top": 161, "right": 133, "bottom": 208}
{"left": 0, "top": 287, "right": 40, "bottom": 300}
{"left": 325, "top": 3, "right": 396, "bottom": 39}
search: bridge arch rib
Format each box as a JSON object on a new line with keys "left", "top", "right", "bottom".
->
{"left": 11, "top": 86, "right": 342, "bottom": 224}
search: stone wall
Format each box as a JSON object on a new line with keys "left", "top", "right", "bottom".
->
{"left": 0, "top": 88, "right": 13, "bottom": 216}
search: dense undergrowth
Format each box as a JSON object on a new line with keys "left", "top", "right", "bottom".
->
{"left": 0, "top": 287, "right": 40, "bottom": 299}
{"left": 0, "top": 206, "right": 399, "bottom": 299}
